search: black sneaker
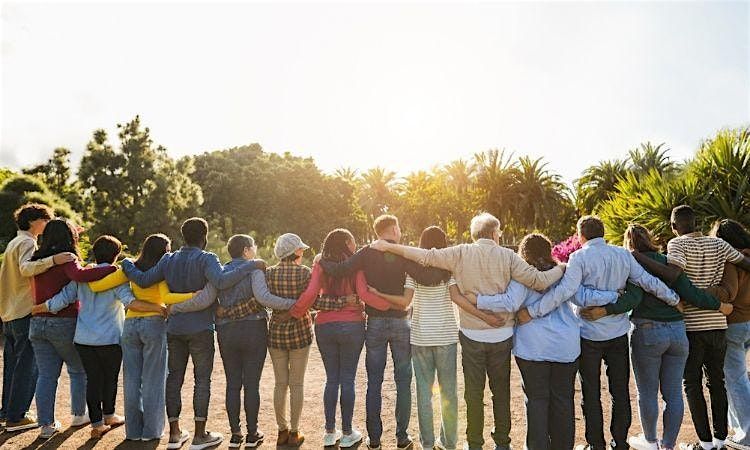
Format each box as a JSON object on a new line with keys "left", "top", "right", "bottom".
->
{"left": 246, "top": 431, "right": 265, "bottom": 448}
{"left": 229, "top": 434, "right": 244, "bottom": 449}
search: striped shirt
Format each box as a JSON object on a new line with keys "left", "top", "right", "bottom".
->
{"left": 667, "top": 232, "right": 745, "bottom": 331}
{"left": 406, "top": 275, "right": 459, "bottom": 346}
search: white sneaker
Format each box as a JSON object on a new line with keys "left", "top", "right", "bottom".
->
{"left": 71, "top": 413, "right": 90, "bottom": 427}
{"left": 39, "top": 421, "right": 61, "bottom": 439}
{"left": 323, "top": 430, "right": 343, "bottom": 447}
{"left": 628, "top": 434, "right": 659, "bottom": 450}
{"left": 340, "top": 429, "right": 363, "bottom": 448}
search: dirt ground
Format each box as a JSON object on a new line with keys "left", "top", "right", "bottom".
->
{"left": 1, "top": 336, "right": 746, "bottom": 450}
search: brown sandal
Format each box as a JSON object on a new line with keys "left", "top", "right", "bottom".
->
{"left": 90, "top": 425, "right": 111, "bottom": 439}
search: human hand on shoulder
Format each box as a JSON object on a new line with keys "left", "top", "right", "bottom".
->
{"left": 369, "top": 239, "right": 390, "bottom": 252}
{"left": 52, "top": 252, "right": 77, "bottom": 265}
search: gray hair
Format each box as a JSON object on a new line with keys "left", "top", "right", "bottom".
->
{"left": 470, "top": 212, "right": 500, "bottom": 241}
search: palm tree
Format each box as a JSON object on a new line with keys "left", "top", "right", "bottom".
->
{"left": 359, "top": 167, "right": 397, "bottom": 230}
{"left": 443, "top": 159, "right": 477, "bottom": 242}
{"left": 472, "top": 149, "right": 520, "bottom": 242}
{"left": 628, "top": 142, "right": 679, "bottom": 178}
{"left": 574, "top": 159, "right": 628, "bottom": 214}
{"left": 334, "top": 167, "right": 359, "bottom": 184}
{"left": 514, "top": 156, "right": 570, "bottom": 231}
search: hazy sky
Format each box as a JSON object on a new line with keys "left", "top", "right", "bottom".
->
{"left": 2, "top": 1, "right": 748, "bottom": 184}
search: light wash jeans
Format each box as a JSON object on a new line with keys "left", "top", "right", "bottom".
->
{"left": 29, "top": 316, "right": 87, "bottom": 427}
{"left": 121, "top": 316, "right": 168, "bottom": 440}
{"left": 630, "top": 319, "right": 689, "bottom": 449}
{"left": 724, "top": 321, "right": 750, "bottom": 446}
{"left": 412, "top": 344, "right": 458, "bottom": 450}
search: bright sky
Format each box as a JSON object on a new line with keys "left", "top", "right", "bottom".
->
{"left": 1, "top": 1, "right": 748, "bottom": 184}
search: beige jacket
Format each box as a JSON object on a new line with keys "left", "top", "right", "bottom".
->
{"left": 403, "top": 238, "right": 564, "bottom": 330}
{"left": 0, "top": 231, "right": 55, "bottom": 322}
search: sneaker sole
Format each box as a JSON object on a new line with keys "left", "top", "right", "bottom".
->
{"left": 168, "top": 434, "right": 191, "bottom": 450}
{"left": 190, "top": 437, "right": 225, "bottom": 450}
{"left": 727, "top": 441, "right": 750, "bottom": 450}
{"left": 6, "top": 423, "right": 39, "bottom": 432}
{"left": 245, "top": 438, "right": 264, "bottom": 448}
{"left": 340, "top": 437, "right": 363, "bottom": 448}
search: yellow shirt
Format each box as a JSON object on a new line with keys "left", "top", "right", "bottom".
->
{"left": 88, "top": 268, "right": 194, "bottom": 318}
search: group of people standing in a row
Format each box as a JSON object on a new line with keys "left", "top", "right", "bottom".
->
{"left": 0, "top": 203, "right": 748, "bottom": 450}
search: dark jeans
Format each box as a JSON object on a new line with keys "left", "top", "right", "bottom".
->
{"left": 516, "top": 356, "right": 577, "bottom": 450}
{"left": 684, "top": 329, "right": 728, "bottom": 442}
{"left": 75, "top": 344, "right": 122, "bottom": 427}
{"left": 459, "top": 332, "right": 512, "bottom": 449}
{"left": 579, "top": 334, "right": 631, "bottom": 450}
{"left": 365, "top": 317, "right": 412, "bottom": 444}
{"left": 166, "top": 330, "right": 215, "bottom": 422}
{"left": 1, "top": 315, "right": 37, "bottom": 422}
{"left": 217, "top": 319, "right": 267, "bottom": 435}
{"left": 316, "top": 321, "right": 366, "bottom": 434}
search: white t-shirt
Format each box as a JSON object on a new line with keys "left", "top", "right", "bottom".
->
{"left": 406, "top": 275, "right": 459, "bottom": 346}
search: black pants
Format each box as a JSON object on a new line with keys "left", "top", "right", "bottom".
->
{"left": 516, "top": 356, "right": 577, "bottom": 450}
{"left": 75, "top": 344, "right": 122, "bottom": 426}
{"left": 579, "top": 334, "right": 631, "bottom": 450}
{"left": 684, "top": 329, "right": 728, "bottom": 442}
{"left": 459, "top": 332, "right": 512, "bottom": 449}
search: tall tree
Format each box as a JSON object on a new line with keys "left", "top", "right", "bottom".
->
{"left": 77, "top": 116, "right": 203, "bottom": 250}
{"left": 574, "top": 159, "right": 628, "bottom": 214}
{"left": 628, "top": 142, "right": 679, "bottom": 178}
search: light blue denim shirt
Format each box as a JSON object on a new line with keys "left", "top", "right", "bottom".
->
{"left": 46, "top": 263, "right": 135, "bottom": 346}
{"left": 478, "top": 280, "right": 583, "bottom": 363}
{"left": 524, "top": 238, "right": 680, "bottom": 341}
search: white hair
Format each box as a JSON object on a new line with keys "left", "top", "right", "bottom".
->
{"left": 470, "top": 212, "right": 500, "bottom": 241}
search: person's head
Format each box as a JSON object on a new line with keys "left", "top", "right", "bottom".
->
{"left": 181, "top": 217, "right": 209, "bottom": 249}
{"left": 710, "top": 219, "right": 750, "bottom": 250}
{"left": 227, "top": 234, "right": 257, "bottom": 260}
{"left": 576, "top": 215, "right": 605, "bottom": 244}
{"left": 13, "top": 203, "right": 53, "bottom": 236}
{"left": 92, "top": 235, "right": 122, "bottom": 264}
{"left": 470, "top": 212, "right": 501, "bottom": 242}
{"left": 671, "top": 205, "right": 696, "bottom": 236}
{"left": 373, "top": 215, "right": 401, "bottom": 242}
{"left": 518, "top": 233, "right": 556, "bottom": 271}
{"left": 274, "top": 233, "right": 310, "bottom": 264}
{"left": 321, "top": 228, "right": 356, "bottom": 262}
{"left": 418, "top": 226, "right": 448, "bottom": 250}
{"left": 135, "top": 234, "right": 172, "bottom": 271}
{"left": 623, "top": 224, "right": 659, "bottom": 253}
{"left": 32, "top": 219, "right": 79, "bottom": 261}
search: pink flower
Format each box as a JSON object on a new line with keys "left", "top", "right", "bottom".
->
{"left": 551, "top": 234, "right": 582, "bottom": 263}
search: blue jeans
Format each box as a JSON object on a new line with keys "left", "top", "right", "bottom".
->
{"left": 121, "top": 317, "right": 168, "bottom": 440}
{"left": 365, "top": 317, "right": 412, "bottom": 444}
{"left": 412, "top": 344, "right": 458, "bottom": 450}
{"left": 724, "top": 321, "right": 750, "bottom": 446}
{"left": 217, "top": 319, "right": 267, "bottom": 435}
{"left": 165, "top": 330, "right": 215, "bottom": 423}
{"left": 1, "top": 315, "right": 37, "bottom": 422}
{"left": 630, "top": 319, "right": 689, "bottom": 449}
{"left": 316, "top": 321, "right": 365, "bottom": 434}
{"left": 29, "top": 316, "right": 87, "bottom": 426}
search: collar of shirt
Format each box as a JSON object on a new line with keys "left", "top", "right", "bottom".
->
{"left": 17, "top": 230, "right": 35, "bottom": 240}
{"left": 583, "top": 237, "right": 606, "bottom": 248}
{"left": 475, "top": 238, "right": 497, "bottom": 247}
{"left": 178, "top": 246, "right": 203, "bottom": 253}
{"left": 684, "top": 232, "right": 703, "bottom": 238}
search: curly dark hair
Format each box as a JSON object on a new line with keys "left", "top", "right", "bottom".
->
{"left": 517, "top": 233, "right": 556, "bottom": 271}
{"left": 711, "top": 219, "right": 750, "bottom": 250}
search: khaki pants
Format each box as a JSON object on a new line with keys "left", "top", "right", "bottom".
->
{"left": 268, "top": 345, "right": 311, "bottom": 432}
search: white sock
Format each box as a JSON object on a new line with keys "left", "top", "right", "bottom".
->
{"left": 713, "top": 438, "right": 725, "bottom": 448}
{"left": 700, "top": 441, "right": 714, "bottom": 450}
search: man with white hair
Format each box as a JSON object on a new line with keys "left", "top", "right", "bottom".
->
{"left": 369, "top": 212, "right": 564, "bottom": 450}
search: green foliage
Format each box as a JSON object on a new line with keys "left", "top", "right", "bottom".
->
{"left": 0, "top": 167, "right": 16, "bottom": 186}
{"left": 191, "top": 145, "right": 366, "bottom": 250}
{"left": 77, "top": 116, "right": 203, "bottom": 251}
{"left": 0, "top": 174, "right": 80, "bottom": 252}
{"left": 599, "top": 128, "right": 750, "bottom": 247}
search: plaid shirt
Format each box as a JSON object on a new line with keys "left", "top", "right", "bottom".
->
{"left": 265, "top": 261, "right": 350, "bottom": 349}
{"left": 215, "top": 297, "right": 265, "bottom": 321}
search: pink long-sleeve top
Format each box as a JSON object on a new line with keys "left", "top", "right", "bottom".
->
{"left": 289, "top": 264, "right": 392, "bottom": 325}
